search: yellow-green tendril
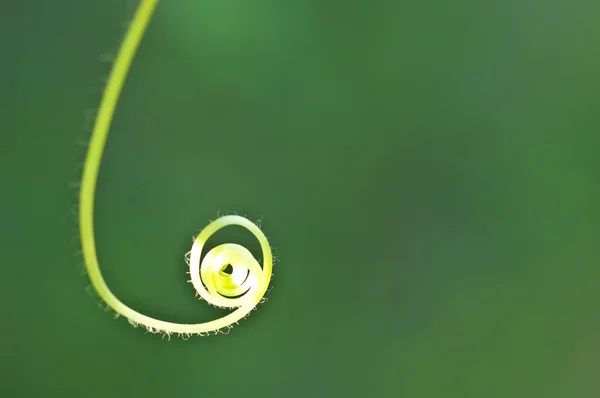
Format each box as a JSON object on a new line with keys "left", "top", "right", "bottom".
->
{"left": 79, "top": 0, "right": 273, "bottom": 336}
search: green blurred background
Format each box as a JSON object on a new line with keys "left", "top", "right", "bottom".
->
{"left": 1, "top": 0, "right": 600, "bottom": 397}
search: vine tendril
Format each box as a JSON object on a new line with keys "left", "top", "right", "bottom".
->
{"left": 79, "top": 0, "right": 273, "bottom": 336}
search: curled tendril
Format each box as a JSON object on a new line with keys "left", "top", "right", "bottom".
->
{"left": 79, "top": 0, "right": 273, "bottom": 336}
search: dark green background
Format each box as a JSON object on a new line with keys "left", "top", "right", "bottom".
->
{"left": 2, "top": 1, "right": 599, "bottom": 397}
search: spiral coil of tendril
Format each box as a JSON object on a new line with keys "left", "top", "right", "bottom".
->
{"left": 78, "top": 0, "right": 274, "bottom": 337}
{"left": 184, "top": 215, "right": 273, "bottom": 328}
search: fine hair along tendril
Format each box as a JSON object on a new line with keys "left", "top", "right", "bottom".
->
{"left": 79, "top": 0, "right": 273, "bottom": 337}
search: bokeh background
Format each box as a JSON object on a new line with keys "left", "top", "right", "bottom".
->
{"left": 2, "top": 0, "right": 600, "bottom": 397}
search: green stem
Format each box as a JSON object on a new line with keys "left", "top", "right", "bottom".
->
{"left": 79, "top": 0, "right": 273, "bottom": 336}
